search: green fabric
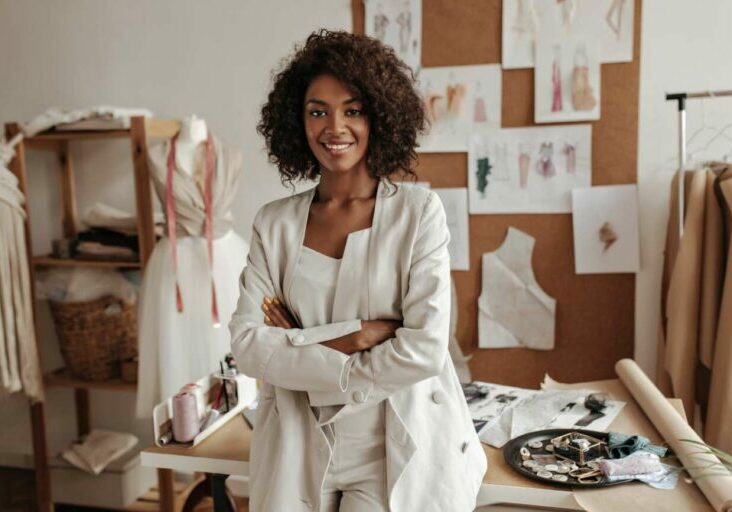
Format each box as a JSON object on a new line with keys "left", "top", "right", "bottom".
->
{"left": 608, "top": 432, "right": 669, "bottom": 459}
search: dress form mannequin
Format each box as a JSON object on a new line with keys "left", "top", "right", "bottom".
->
{"left": 175, "top": 115, "right": 208, "bottom": 177}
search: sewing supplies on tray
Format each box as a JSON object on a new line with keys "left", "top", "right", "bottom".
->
{"left": 503, "top": 428, "right": 679, "bottom": 489}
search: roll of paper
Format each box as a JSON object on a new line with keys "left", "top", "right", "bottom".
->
{"left": 615, "top": 359, "right": 732, "bottom": 512}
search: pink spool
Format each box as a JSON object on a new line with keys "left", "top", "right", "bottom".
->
{"left": 172, "top": 391, "right": 200, "bottom": 443}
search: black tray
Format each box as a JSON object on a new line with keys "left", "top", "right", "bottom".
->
{"left": 503, "top": 428, "right": 635, "bottom": 489}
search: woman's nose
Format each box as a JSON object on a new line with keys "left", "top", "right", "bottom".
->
{"left": 326, "top": 111, "right": 346, "bottom": 134}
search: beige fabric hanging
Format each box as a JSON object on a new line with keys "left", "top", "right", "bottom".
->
{"left": 0, "top": 166, "right": 43, "bottom": 402}
{"left": 658, "top": 166, "right": 732, "bottom": 454}
{"left": 705, "top": 168, "right": 732, "bottom": 453}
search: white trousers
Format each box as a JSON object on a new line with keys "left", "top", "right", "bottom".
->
{"left": 320, "top": 402, "right": 389, "bottom": 512}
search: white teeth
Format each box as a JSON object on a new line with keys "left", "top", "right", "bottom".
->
{"left": 324, "top": 143, "right": 352, "bottom": 150}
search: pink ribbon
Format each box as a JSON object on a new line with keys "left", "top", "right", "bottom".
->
{"left": 166, "top": 134, "right": 220, "bottom": 326}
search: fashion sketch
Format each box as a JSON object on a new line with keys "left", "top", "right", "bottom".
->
{"left": 536, "top": 142, "right": 556, "bottom": 178}
{"left": 476, "top": 156, "right": 492, "bottom": 197}
{"left": 606, "top": 0, "right": 627, "bottom": 39}
{"left": 396, "top": 7, "right": 411, "bottom": 53}
{"left": 571, "top": 43, "right": 597, "bottom": 111}
{"left": 512, "top": 0, "right": 539, "bottom": 36}
{"left": 551, "top": 45, "right": 563, "bottom": 112}
{"left": 562, "top": 143, "right": 576, "bottom": 173}
{"left": 372, "top": 6, "right": 389, "bottom": 41}
{"left": 518, "top": 143, "right": 531, "bottom": 189}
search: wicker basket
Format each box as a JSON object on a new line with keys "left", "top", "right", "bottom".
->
{"left": 48, "top": 296, "right": 137, "bottom": 381}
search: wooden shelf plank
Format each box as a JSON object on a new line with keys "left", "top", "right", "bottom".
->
{"left": 32, "top": 255, "right": 141, "bottom": 269}
{"left": 44, "top": 368, "right": 136, "bottom": 392}
{"left": 27, "top": 130, "right": 131, "bottom": 142}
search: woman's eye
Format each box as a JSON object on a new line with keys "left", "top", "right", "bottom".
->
{"left": 308, "top": 110, "right": 326, "bottom": 118}
{"left": 346, "top": 109, "right": 362, "bottom": 117}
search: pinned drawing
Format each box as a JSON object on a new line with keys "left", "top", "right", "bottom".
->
{"left": 478, "top": 227, "right": 556, "bottom": 350}
{"left": 536, "top": 33, "right": 600, "bottom": 123}
{"left": 502, "top": 0, "right": 635, "bottom": 68}
{"left": 365, "top": 0, "right": 421, "bottom": 72}
{"left": 417, "top": 64, "right": 501, "bottom": 152}
{"left": 468, "top": 124, "right": 591, "bottom": 213}
{"left": 434, "top": 188, "right": 470, "bottom": 271}
{"left": 571, "top": 185, "right": 640, "bottom": 274}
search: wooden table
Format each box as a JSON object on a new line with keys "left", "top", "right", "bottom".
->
{"left": 141, "top": 381, "right": 711, "bottom": 512}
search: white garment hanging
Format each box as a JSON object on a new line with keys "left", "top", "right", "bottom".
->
{"left": 0, "top": 165, "right": 43, "bottom": 401}
{"left": 135, "top": 135, "right": 251, "bottom": 417}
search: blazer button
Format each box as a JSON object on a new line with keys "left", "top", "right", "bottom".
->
{"left": 293, "top": 334, "right": 305, "bottom": 345}
{"left": 353, "top": 390, "right": 366, "bottom": 403}
{"left": 432, "top": 390, "right": 445, "bottom": 404}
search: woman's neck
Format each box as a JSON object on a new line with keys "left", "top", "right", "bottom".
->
{"left": 316, "top": 168, "right": 377, "bottom": 203}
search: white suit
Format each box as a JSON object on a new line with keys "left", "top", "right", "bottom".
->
{"left": 229, "top": 180, "right": 487, "bottom": 511}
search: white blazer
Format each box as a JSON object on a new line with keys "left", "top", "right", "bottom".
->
{"left": 230, "top": 180, "right": 487, "bottom": 512}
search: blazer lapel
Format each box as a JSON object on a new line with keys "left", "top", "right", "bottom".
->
{"left": 282, "top": 186, "right": 317, "bottom": 307}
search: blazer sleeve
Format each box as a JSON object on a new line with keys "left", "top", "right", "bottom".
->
{"left": 229, "top": 208, "right": 362, "bottom": 392}
{"left": 307, "top": 191, "right": 451, "bottom": 406}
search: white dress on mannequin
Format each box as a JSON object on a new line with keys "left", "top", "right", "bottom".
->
{"left": 136, "top": 132, "right": 250, "bottom": 417}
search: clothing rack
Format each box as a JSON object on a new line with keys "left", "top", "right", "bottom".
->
{"left": 666, "top": 89, "right": 732, "bottom": 236}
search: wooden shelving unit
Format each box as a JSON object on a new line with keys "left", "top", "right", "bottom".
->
{"left": 5, "top": 117, "right": 181, "bottom": 512}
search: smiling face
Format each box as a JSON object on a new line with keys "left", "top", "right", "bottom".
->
{"left": 304, "top": 74, "right": 370, "bottom": 175}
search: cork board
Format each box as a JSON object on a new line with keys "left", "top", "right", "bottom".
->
{"left": 353, "top": 0, "right": 641, "bottom": 387}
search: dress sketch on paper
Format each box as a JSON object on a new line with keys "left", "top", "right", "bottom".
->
{"left": 536, "top": 34, "right": 600, "bottom": 123}
{"left": 535, "top": 142, "right": 556, "bottom": 178}
{"left": 461, "top": 381, "right": 538, "bottom": 433}
{"left": 571, "top": 185, "right": 640, "bottom": 274}
{"left": 468, "top": 124, "right": 592, "bottom": 213}
{"left": 434, "top": 188, "right": 470, "bottom": 271}
{"left": 551, "top": 45, "right": 563, "bottom": 112}
{"left": 418, "top": 64, "right": 501, "bottom": 152}
{"left": 365, "top": 0, "right": 421, "bottom": 71}
{"left": 502, "top": 0, "right": 635, "bottom": 68}
{"left": 606, "top": 0, "right": 626, "bottom": 38}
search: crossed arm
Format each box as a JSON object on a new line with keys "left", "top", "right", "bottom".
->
{"left": 261, "top": 296, "right": 400, "bottom": 355}
{"left": 229, "top": 192, "right": 451, "bottom": 406}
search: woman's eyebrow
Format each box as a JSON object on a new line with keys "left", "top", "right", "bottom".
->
{"left": 304, "top": 97, "right": 361, "bottom": 106}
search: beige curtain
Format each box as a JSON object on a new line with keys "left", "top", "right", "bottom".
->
{"left": 658, "top": 166, "right": 732, "bottom": 454}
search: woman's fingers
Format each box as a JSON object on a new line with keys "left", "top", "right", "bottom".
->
{"left": 262, "top": 297, "right": 294, "bottom": 328}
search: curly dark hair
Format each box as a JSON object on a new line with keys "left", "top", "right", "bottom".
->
{"left": 258, "top": 29, "right": 426, "bottom": 185}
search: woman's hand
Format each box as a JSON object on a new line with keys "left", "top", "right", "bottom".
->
{"left": 262, "top": 297, "right": 300, "bottom": 329}
{"left": 321, "top": 320, "right": 402, "bottom": 355}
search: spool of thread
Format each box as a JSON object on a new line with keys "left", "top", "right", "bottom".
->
{"left": 180, "top": 383, "right": 205, "bottom": 420}
{"left": 172, "top": 392, "right": 200, "bottom": 443}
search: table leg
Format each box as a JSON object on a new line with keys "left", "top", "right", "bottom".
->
{"left": 157, "top": 468, "right": 176, "bottom": 512}
{"left": 210, "top": 474, "right": 235, "bottom": 512}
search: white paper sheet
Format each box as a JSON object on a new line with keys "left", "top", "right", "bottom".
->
{"left": 462, "top": 381, "right": 538, "bottom": 434}
{"left": 571, "top": 184, "right": 640, "bottom": 274}
{"left": 434, "top": 188, "right": 470, "bottom": 271}
{"left": 417, "top": 64, "right": 502, "bottom": 153}
{"left": 468, "top": 125, "right": 591, "bottom": 213}
{"left": 535, "top": 31, "right": 601, "bottom": 123}
{"left": 502, "top": 0, "right": 634, "bottom": 69}
{"left": 365, "top": 0, "right": 422, "bottom": 72}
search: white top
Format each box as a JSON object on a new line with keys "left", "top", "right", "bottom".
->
{"left": 290, "top": 227, "right": 385, "bottom": 435}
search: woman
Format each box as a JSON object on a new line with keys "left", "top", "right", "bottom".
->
{"left": 229, "top": 30, "right": 487, "bottom": 512}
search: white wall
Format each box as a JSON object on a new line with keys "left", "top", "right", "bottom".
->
{"left": 0, "top": 0, "right": 351, "bottom": 461}
{"left": 636, "top": 0, "right": 732, "bottom": 377}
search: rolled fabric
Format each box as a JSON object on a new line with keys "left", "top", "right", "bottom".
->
{"left": 616, "top": 359, "right": 732, "bottom": 512}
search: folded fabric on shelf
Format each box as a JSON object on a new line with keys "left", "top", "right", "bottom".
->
{"left": 61, "top": 430, "right": 138, "bottom": 475}
{"left": 82, "top": 203, "right": 164, "bottom": 237}
{"left": 76, "top": 228, "right": 139, "bottom": 253}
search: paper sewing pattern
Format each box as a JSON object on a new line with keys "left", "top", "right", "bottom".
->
{"left": 434, "top": 188, "right": 470, "bottom": 271}
{"left": 417, "top": 64, "right": 502, "bottom": 152}
{"left": 502, "top": 0, "right": 634, "bottom": 69}
{"left": 365, "top": 0, "right": 422, "bottom": 72}
{"left": 478, "top": 227, "right": 556, "bottom": 350}
{"left": 571, "top": 184, "right": 640, "bottom": 274}
{"left": 468, "top": 124, "right": 591, "bottom": 214}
